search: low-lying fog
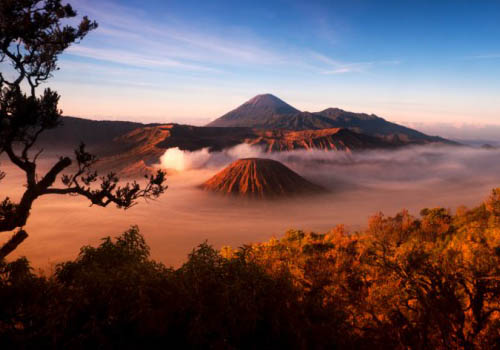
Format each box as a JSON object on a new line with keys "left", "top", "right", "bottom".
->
{"left": 2, "top": 144, "right": 499, "bottom": 270}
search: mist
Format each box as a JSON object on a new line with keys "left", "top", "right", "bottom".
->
{"left": 159, "top": 143, "right": 500, "bottom": 190}
{"left": 401, "top": 121, "right": 500, "bottom": 146}
{"left": 2, "top": 145, "right": 500, "bottom": 270}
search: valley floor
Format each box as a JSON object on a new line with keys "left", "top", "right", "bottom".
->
{"left": 1, "top": 145, "right": 499, "bottom": 269}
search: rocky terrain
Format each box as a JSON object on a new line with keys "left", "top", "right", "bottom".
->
{"left": 201, "top": 158, "right": 324, "bottom": 198}
{"left": 247, "top": 128, "right": 393, "bottom": 152}
{"left": 94, "top": 124, "right": 395, "bottom": 176}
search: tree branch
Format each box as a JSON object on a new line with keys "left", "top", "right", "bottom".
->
{"left": 0, "top": 1, "right": 167, "bottom": 258}
{"left": 0, "top": 230, "right": 28, "bottom": 260}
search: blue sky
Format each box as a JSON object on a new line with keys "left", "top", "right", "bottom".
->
{"left": 50, "top": 0, "right": 500, "bottom": 126}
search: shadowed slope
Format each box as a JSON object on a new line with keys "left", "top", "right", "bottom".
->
{"left": 316, "top": 108, "right": 451, "bottom": 143}
{"left": 201, "top": 158, "right": 324, "bottom": 198}
{"left": 207, "top": 94, "right": 300, "bottom": 127}
{"left": 37, "top": 116, "right": 149, "bottom": 153}
{"left": 207, "top": 94, "right": 456, "bottom": 144}
{"left": 94, "top": 126, "right": 171, "bottom": 177}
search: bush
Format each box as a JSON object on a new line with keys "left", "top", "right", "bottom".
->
{"left": 1, "top": 188, "right": 500, "bottom": 349}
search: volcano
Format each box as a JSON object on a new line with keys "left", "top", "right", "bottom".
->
{"left": 207, "top": 94, "right": 300, "bottom": 128}
{"left": 206, "top": 94, "right": 456, "bottom": 145}
{"left": 201, "top": 158, "right": 324, "bottom": 198}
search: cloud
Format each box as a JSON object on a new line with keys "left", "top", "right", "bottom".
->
{"left": 309, "top": 51, "right": 400, "bottom": 74}
{"left": 65, "top": 0, "right": 283, "bottom": 72}
{"left": 465, "top": 53, "right": 500, "bottom": 60}
{"left": 66, "top": 46, "right": 220, "bottom": 72}
{"left": 159, "top": 147, "right": 211, "bottom": 171}
{"left": 158, "top": 144, "right": 500, "bottom": 194}
{"left": 67, "top": 1, "right": 401, "bottom": 77}
{"left": 159, "top": 144, "right": 262, "bottom": 171}
{"left": 400, "top": 121, "right": 500, "bottom": 145}
{"left": 322, "top": 65, "right": 369, "bottom": 74}
{"left": 309, "top": 51, "right": 365, "bottom": 73}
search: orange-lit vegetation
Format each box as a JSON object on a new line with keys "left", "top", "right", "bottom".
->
{"left": 1, "top": 189, "right": 499, "bottom": 349}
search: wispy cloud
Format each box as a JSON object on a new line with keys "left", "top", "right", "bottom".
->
{"left": 309, "top": 51, "right": 400, "bottom": 74}
{"left": 322, "top": 64, "right": 371, "bottom": 74}
{"left": 66, "top": 46, "right": 220, "bottom": 72}
{"left": 65, "top": 1, "right": 401, "bottom": 77}
{"left": 66, "top": 0, "right": 283, "bottom": 72}
{"left": 466, "top": 53, "right": 500, "bottom": 60}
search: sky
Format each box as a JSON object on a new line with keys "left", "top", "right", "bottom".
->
{"left": 44, "top": 0, "right": 500, "bottom": 126}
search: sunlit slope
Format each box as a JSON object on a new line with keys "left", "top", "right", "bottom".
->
{"left": 201, "top": 158, "right": 324, "bottom": 198}
{"left": 95, "top": 125, "right": 394, "bottom": 176}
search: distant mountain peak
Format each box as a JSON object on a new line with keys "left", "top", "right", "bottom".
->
{"left": 207, "top": 94, "right": 299, "bottom": 128}
{"left": 205, "top": 94, "right": 455, "bottom": 145}
{"left": 243, "top": 94, "right": 298, "bottom": 110}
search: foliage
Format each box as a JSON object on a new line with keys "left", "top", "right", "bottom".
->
{"left": 1, "top": 189, "right": 500, "bottom": 349}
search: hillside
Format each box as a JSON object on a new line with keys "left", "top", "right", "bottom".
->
{"left": 201, "top": 158, "right": 324, "bottom": 198}
{"left": 95, "top": 126, "right": 172, "bottom": 176}
{"left": 207, "top": 94, "right": 454, "bottom": 144}
{"left": 207, "top": 94, "right": 299, "bottom": 128}
{"left": 96, "top": 124, "right": 395, "bottom": 176}
{"left": 37, "top": 116, "right": 149, "bottom": 153}
{"left": 315, "top": 108, "right": 447, "bottom": 143}
{"left": 247, "top": 128, "right": 392, "bottom": 152}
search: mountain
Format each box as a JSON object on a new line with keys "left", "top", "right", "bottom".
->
{"left": 38, "top": 116, "right": 150, "bottom": 153}
{"left": 315, "top": 108, "right": 446, "bottom": 143}
{"left": 201, "top": 158, "right": 324, "bottom": 198}
{"left": 207, "top": 94, "right": 455, "bottom": 144}
{"left": 154, "top": 125, "right": 255, "bottom": 151}
{"left": 207, "top": 94, "right": 300, "bottom": 128}
{"left": 95, "top": 126, "right": 172, "bottom": 176}
{"left": 241, "top": 111, "right": 339, "bottom": 130}
{"left": 94, "top": 124, "right": 255, "bottom": 176}
{"left": 246, "top": 128, "right": 393, "bottom": 152}
{"left": 95, "top": 124, "right": 396, "bottom": 176}
{"left": 29, "top": 95, "right": 457, "bottom": 179}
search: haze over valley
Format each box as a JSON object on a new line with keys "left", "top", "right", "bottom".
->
{"left": 3, "top": 94, "right": 499, "bottom": 268}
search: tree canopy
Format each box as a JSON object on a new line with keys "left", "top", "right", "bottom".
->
{"left": 1, "top": 189, "right": 499, "bottom": 349}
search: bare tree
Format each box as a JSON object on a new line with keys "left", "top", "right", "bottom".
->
{"left": 0, "top": 0, "right": 167, "bottom": 259}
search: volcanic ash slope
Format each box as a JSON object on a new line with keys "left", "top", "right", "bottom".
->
{"left": 201, "top": 158, "right": 325, "bottom": 199}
